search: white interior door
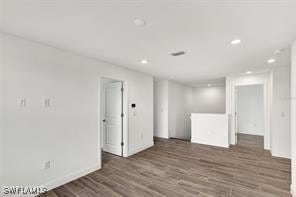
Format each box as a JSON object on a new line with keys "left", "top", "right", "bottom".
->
{"left": 103, "top": 82, "right": 122, "bottom": 156}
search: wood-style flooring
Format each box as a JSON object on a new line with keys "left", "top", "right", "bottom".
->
{"left": 237, "top": 133, "right": 264, "bottom": 149}
{"left": 44, "top": 138, "right": 291, "bottom": 197}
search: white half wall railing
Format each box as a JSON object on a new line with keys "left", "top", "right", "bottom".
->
{"left": 191, "top": 113, "right": 229, "bottom": 148}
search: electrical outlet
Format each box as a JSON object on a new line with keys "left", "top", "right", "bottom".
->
{"left": 43, "top": 160, "right": 51, "bottom": 170}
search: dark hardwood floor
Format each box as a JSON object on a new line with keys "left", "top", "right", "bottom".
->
{"left": 45, "top": 138, "right": 291, "bottom": 197}
{"left": 237, "top": 133, "right": 264, "bottom": 148}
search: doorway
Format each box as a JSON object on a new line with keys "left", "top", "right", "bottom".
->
{"left": 235, "top": 84, "right": 265, "bottom": 148}
{"left": 100, "top": 78, "right": 124, "bottom": 156}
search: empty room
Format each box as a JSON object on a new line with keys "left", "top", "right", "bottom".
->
{"left": 1, "top": 1, "right": 296, "bottom": 197}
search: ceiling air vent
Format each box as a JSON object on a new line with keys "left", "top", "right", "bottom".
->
{"left": 171, "top": 51, "right": 186, "bottom": 56}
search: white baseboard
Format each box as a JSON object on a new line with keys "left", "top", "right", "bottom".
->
{"left": 238, "top": 131, "right": 264, "bottom": 136}
{"left": 292, "top": 184, "right": 295, "bottom": 197}
{"left": 43, "top": 142, "right": 153, "bottom": 191}
{"left": 44, "top": 162, "right": 101, "bottom": 192}
{"left": 191, "top": 140, "right": 229, "bottom": 148}
{"left": 126, "top": 142, "right": 154, "bottom": 157}
{"left": 271, "top": 151, "right": 291, "bottom": 159}
{"left": 154, "top": 135, "right": 169, "bottom": 139}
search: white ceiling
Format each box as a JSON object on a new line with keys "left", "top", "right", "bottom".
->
{"left": 1, "top": 0, "right": 296, "bottom": 86}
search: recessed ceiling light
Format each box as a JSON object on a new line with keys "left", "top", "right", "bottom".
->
{"left": 246, "top": 71, "right": 252, "bottom": 74}
{"left": 134, "top": 19, "right": 146, "bottom": 27}
{"left": 231, "top": 39, "right": 241, "bottom": 45}
{"left": 208, "top": 84, "right": 212, "bottom": 87}
{"left": 141, "top": 60, "right": 148, "bottom": 64}
{"left": 267, "top": 58, "right": 276, "bottom": 64}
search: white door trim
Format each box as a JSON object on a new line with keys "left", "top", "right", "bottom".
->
{"left": 226, "top": 71, "right": 272, "bottom": 150}
{"left": 290, "top": 40, "right": 296, "bottom": 196}
{"left": 234, "top": 84, "right": 265, "bottom": 142}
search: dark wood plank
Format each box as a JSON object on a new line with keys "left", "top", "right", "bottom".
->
{"left": 45, "top": 137, "right": 291, "bottom": 197}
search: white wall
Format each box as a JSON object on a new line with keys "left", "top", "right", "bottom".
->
{"left": 291, "top": 40, "right": 296, "bottom": 197}
{"left": 154, "top": 81, "right": 225, "bottom": 140}
{"left": 1, "top": 33, "right": 154, "bottom": 190}
{"left": 192, "top": 86, "right": 226, "bottom": 113}
{"left": 168, "top": 81, "right": 193, "bottom": 140}
{"left": 0, "top": 36, "right": 3, "bottom": 187}
{"left": 272, "top": 66, "right": 291, "bottom": 158}
{"left": 237, "top": 85, "right": 265, "bottom": 136}
{"left": 153, "top": 79, "right": 169, "bottom": 139}
{"left": 191, "top": 113, "right": 229, "bottom": 148}
{"left": 153, "top": 80, "right": 192, "bottom": 140}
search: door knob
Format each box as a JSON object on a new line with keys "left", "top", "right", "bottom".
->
{"left": 102, "top": 119, "right": 106, "bottom": 122}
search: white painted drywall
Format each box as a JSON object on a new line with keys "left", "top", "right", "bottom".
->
{"left": 237, "top": 85, "right": 264, "bottom": 136}
{"left": 153, "top": 79, "right": 193, "bottom": 140}
{"left": 154, "top": 81, "right": 227, "bottom": 141}
{"left": 291, "top": 40, "right": 296, "bottom": 197}
{"left": 0, "top": 38, "right": 3, "bottom": 187}
{"left": 192, "top": 86, "right": 226, "bottom": 114}
{"left": 153, "top": 79, "right": 169, "bottom": 138}
{"left": 154, "top": 81, "right": 226, "bottom": 140}
{"left": 272, "top": 66, "right": 291, "bottom": 159}
{"left": 168, "top": 81, "right": 193, "bottom": 140}
{"left": 1, "top": 33, "right": 153, "bottom": 190}
{"left": 191, "top": 113, "right": 229, "bottom": 148}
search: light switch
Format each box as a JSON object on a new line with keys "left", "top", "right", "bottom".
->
{"left": 43, "top": 160, "right": 51, "bottom": 170}
{"left": 18, "top": 98, "right": 26, "bottom": 107}
{"left": 43, "top": 98, "right": 50, "bottom": 108}
{"left": 281, "top": 112, "right": 285, "bottom": 117}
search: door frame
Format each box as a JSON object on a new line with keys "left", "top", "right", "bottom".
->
{"left": 226, "top": 71, "right": 272, "bottom": 150}
{"left": 99, "top": 77, "right": 129, "bottom": 157}
{"left": 234, "top": 87, "right": 238, "bottom": 144}
{"left": 234, "top": 84, "right": 265, "bottom": 145}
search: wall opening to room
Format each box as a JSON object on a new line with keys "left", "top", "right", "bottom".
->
{"left": 235, "top": 84, "right": 265, "bottom": 148}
